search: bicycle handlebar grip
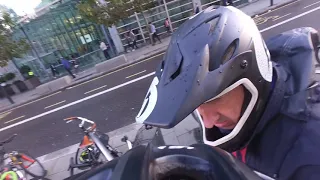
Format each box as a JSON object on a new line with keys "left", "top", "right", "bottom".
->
{"left": 88, "top": 123, "right": 97, "bottom": 131}
{"left": 64, "top": 117, "right": 78, "bottom": 121}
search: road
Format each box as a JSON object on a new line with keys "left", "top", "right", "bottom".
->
{"left": 1, "top": 0, "right": 320, "bottom": 157}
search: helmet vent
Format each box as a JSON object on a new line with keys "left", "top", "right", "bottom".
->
{"left": 170, "top": 57, "right": 183, "bottom": 81}
{"left": 221, "top": 39, "right": 238, "bottom": 64}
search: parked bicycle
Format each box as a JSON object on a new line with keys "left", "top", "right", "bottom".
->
{"left": 64, "top": 120, "right": 165, "bottom": 180}
{"left": 0, "top": 134, "right": 47, "bottom": 180}
{"left": 64, "top": 117, "right": 121, "bottom": 176}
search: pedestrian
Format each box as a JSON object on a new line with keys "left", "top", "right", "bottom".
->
{"left": 129, "top": 29, "right": 138, "bottom": 49}
{"left": 194, "top": 3, "right": 200, "bottom": 14}
{"left": 124, "top": 33, "right": 134, "bottom": 52}
{"left": 60, "top": 57, "right": 76, "bottom": 79}
{"left": 164, "top": 18, "right": 171, "bottom": 34}
{"left": 149, "top": 22, "right": 161, "bottom": 45}
{"left": 70, "top": 55, "right": 79, "bottom": 74}
{"left": 50, "top": 64, "right": 59, "bottom": 78}
{"left": 100, "top": 41, "right": 110, "bottom": 59}
{"left": 221, "top": 0, "right": 233, "bottom": 6}
{"left": 136, "top": 6, "right": 320, "bottom": 180}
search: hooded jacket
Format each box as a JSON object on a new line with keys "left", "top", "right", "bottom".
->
{"left": 239, "top": 27, "right": 320, "bottom": 180}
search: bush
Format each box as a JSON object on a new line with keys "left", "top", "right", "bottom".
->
{"left": 20, "top": 65, "right": 31, "bottom": 74}
{"left": 5, "top": 73, "right": 15, "bottom": 81}
{"left": 0, "top": 76, "right": 5, "bottom": 83}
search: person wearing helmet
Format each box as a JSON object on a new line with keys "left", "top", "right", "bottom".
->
{"left": 136, "top": 5, "right": 320, "bottom": 180}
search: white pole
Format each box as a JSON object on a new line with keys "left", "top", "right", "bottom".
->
{"left": 163, "top": 0, "right": 173, "bottom": 32}
{"left": 134, "top": 12, "right": 146, "bottom": 43}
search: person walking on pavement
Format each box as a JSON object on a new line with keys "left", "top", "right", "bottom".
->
{"left": 100, "top": 41, "right": 111, "bottom": 59}
{"left": 194, "top": 3, "right": 200, "bottom": 14}
{"left": 221, "top": 0, "right": 233, "bottom": 6}
{"left": 164, "top": 18, "right": 171, "bottom": 34}
{"left": 129, "top": 29, "right": 138, "bottom": 49}
{"left": 50, "top": 64, "right": 59, "bottom": 78}
{"left": 149, "top": 22, "right": 161, "bottom": 45}
{"left": 70, "top": 55, "right": 79, "bottom": 75}
{"left": 60, "top": 57, "right": 76, "bottom": 79}
{"left": 125, "top": 33, "right": 134, "bottom": 52}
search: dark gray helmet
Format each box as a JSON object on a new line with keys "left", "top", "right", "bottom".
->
{"left": 136, "top": 6, "right": 273, "bottom": 152}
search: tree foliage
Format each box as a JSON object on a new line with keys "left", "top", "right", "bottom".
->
{"left": 77, "top": 0, "right": 156, "bottom": 27}
{"left": 0, "top": 13, "right": 30, "bottom": 67}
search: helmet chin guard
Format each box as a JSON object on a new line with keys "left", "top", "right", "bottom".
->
{"left": 194, "top": 78, "right": 258, "bottom": 150}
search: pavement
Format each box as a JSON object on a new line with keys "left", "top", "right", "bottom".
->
{"left": 1, "top": 0, "right": 320, "bottom": 178}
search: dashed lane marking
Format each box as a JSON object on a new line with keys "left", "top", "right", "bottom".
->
{"left": 126, "top": 70, "right": 147, "bottom": 79}
{"left": 84, "top": 85, "right": 108, "bottom": 95}
{"left": 44, "top": 100, "right": 66, "bottom": 109}
{"left": 4, "top": 115, "right": 25, "bottom": 124}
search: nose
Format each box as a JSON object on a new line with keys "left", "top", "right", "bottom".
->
{"left": 197, "top": 106, "right": 220, "bottom": 128}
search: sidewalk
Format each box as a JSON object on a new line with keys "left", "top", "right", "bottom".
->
{"left": 0, "top": 0, "right": 294, "bottom": 113}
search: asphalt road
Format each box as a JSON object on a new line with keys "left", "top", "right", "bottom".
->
{"left": 1, "top": 0, "right": 320, "bottom": 157}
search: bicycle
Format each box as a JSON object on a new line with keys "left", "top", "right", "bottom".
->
{"left": 64, "top": 117, "right": 121, "bottom": 176}
{"left": 0, "top": 134, "right": 47, "bottom": 180}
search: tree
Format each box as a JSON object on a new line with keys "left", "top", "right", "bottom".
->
{"left": 77, "top": 0, "right": 157, "bottom": 43}
{"left": 0, "top": 12, "right": 30, "bottom": 67}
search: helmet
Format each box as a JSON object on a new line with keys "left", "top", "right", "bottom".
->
{"left": 74, "top": 144, "right": 263, "bottom": 180}
{"left": 136, "top": 5, "right": 273, "bottom": 152}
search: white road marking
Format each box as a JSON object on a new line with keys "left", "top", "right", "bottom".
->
{"left": 4, "top": 115, "right": 25, "bottom": 124}
{"left": 66, "top": 53, "right": 164, "bottom": 90}
{"left": 254, "top": 0, "right": 300, "bottom": 17}
{"left": 0, "top": 5, "right": 318, "bottom": 131}
{"left": 126, "top": 70, "right": 147, "bottom": 79}
{"left": 260, "top": 5, "right": 320, "bottom": 33}
{"left": 304, "top": 1, "right": 320, "bottom": 9}
{"left": 44, "top": 100, "right": 66, "bottom": 109}
{"left": 84, "top": 85, "right": 108, "bottom": 94}
{"left": 0, "top": 91, "right": 62, "bottom": 115}
{"left": 0, "top": 111, "right": 11, "bottom": 120}
{"left": 272, "top": 13, "right": 291, "bottom": 21}
{"left": 0, "top": 72, "right": 155, "bottom": 132}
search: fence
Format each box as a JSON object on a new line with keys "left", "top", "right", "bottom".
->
{"left": 116, "top": 0, "right": 194, "bottom": 51}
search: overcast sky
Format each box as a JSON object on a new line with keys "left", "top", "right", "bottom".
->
{"left": 0, "top": 0, "right": 41, "bottom": 16}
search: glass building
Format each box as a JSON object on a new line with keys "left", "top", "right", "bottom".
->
{"left": 11, "top": 0, "right": 248, "bottom": 82}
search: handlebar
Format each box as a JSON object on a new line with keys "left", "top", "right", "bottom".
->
{"left": 0, "top": 134, "right": 17, "bottom": 146}
{"left": 64, "top": 117, "right": 96, "bottom": 132}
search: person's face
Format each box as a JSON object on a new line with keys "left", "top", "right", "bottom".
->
{"left": 197, "top": 86, "right": 244, "bottom": 130}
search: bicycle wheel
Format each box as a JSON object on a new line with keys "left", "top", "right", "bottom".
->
{"left": 0, "top": 171, "right": 18, "bottom": 180}
{"left": 16, "top": 151, "right": 47, "bottom": 178}
{"left": 75, "top": 145, "right": 101, "bottom": 168}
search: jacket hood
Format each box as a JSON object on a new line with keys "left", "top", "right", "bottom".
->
{"left": 256, "top": 27, "right": 320, "bottom": 134}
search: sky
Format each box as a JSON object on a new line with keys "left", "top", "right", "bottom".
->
{"left": 0, "top": 0, "right": 41, "bottom": 16}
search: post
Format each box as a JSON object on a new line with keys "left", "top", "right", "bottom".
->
{"left": 1, "top": 83, "right": 14, "bottom": 104}
{"left": 134, "top": 12, "right": 146, "bottom": 43}
{"left": 19, "top": 26, "right": 48, "bottom": 77}
{"left": 163, "top": 0, "right": 173, "bottom": 32}
{"left": 270, "top": 0, "right": 274, "bottom": 6}
{"left": 100, "top": 24, "right": 116, "bottom": 56}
